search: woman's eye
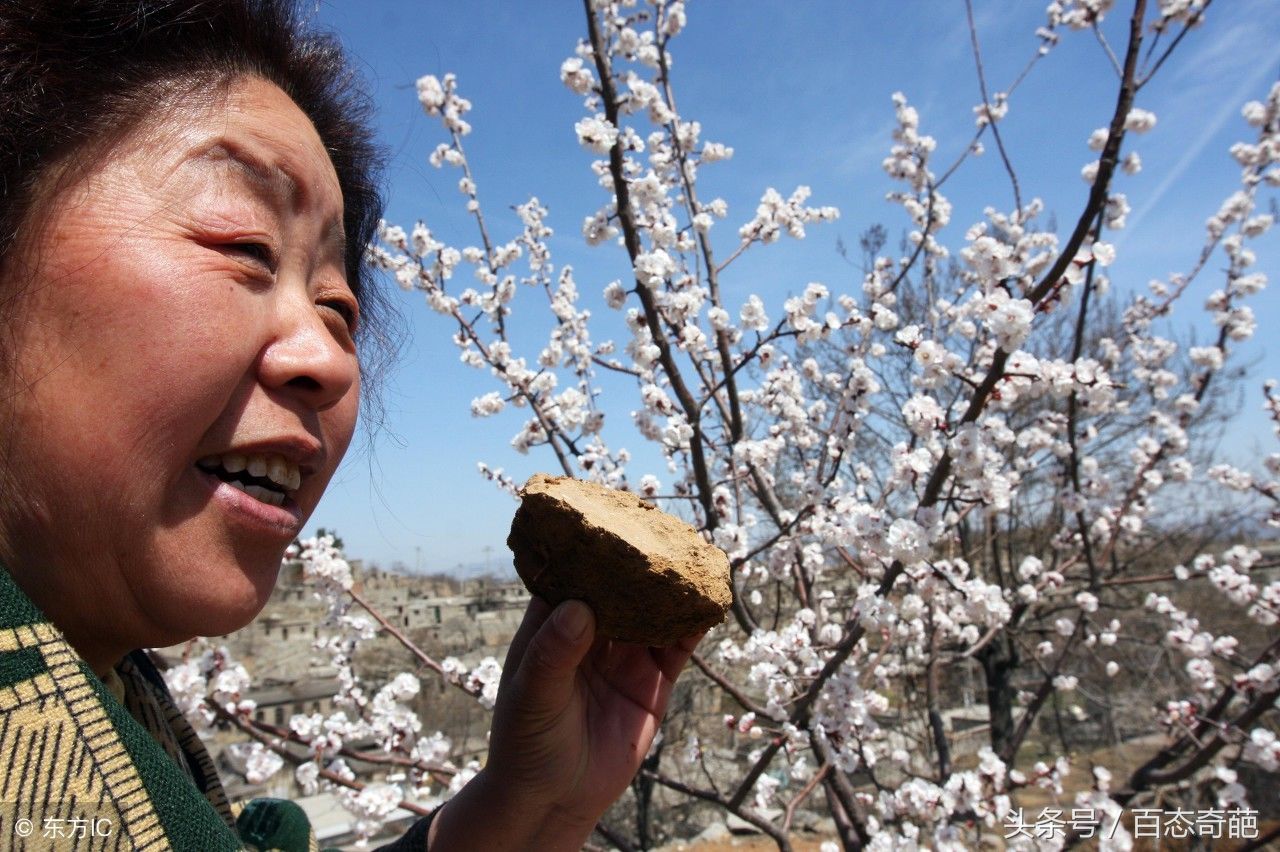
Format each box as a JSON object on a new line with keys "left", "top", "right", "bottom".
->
{"left": 225, "top": 241, "right": 277, "bottom": 272}
{"left": 322, "top": 299, "right": 359, "bottom": 332}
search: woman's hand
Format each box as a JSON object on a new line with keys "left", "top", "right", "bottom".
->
{"left": 427, "top": 597, "right": 703, "bottom": 850}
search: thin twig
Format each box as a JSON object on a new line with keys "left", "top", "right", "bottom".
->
{"left": 964, "top": 0, "right": 1023, "bottom": 212}
{"left": 349, "top": 586, "right": 485, "bottom": 701}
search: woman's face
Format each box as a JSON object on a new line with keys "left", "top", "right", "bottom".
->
{"left": 0, "top": 77, "right": 360, "bottom": 671}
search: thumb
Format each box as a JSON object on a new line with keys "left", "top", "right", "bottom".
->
{"left": 510, "top": 599, "right": 595, "bottom": 720}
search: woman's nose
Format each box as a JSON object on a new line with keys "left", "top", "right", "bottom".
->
{"left": 258, "top": 295, "right": 358, "bottom": 411}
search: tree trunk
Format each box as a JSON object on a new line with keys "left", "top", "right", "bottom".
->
{"left": 633, "top": 742, "right": 663, "bottom": 849}
{"left": 978, "top": 633, "right": 1019, "bottom": 760}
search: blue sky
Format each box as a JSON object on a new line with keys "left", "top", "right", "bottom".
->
{"left": 306, "top": 2, "right": 1280, "bottom": 573}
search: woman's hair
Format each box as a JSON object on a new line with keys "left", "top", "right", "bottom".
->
{"left": 0, "top": 0, "right": 399, "bottom": 422}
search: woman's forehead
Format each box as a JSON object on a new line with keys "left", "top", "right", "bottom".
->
{"left": 179, "top": 142, "right": 346, "bottom": 251}
{"left": 165, "top": 80, "right": 345, "bottom": 213}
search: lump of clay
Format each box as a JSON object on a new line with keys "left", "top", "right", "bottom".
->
{"left": 507, "top": 473, "right": 731, "bottom": 646}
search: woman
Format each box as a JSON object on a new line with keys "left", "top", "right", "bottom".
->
{"left": 0, "top": 1, "right": 700, "bottom": 849}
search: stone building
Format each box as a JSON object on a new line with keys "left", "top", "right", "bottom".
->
{"left": 180, "top": 557, "right": 529, "bottom": 809}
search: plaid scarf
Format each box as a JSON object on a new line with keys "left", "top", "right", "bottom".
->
{"left": 0, "top": 565, "right": 341, "bottom": 850}
{"left": 0, "top": 569, "right": 435, "bottom": 851}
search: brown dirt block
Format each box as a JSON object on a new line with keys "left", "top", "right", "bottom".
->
{"left": 506, "top": 473, "right": 732, "bottom": 646}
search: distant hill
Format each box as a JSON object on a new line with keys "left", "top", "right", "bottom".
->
{"left": 446, "top": 558, "right": 517, "bottom": 581}
{"left": 357, "top": 552, "right": 518, "bottom": 582}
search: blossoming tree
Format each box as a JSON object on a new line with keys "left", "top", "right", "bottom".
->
{"left": 170, "top": 1, "right": 1279, "bottom": 849}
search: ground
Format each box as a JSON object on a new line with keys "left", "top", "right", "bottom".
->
{"left": 656, "top": 837, "right": 833, "bottom": 852}
{"left": 641, "top": 733, "right": 1280, "bottom": 851}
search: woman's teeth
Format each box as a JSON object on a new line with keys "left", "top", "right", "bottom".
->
{"left": 198, "top": 451, "right": 302, "bottom": 507}
{"left": 232, "top": 480, "right": 287, "bottom": 507}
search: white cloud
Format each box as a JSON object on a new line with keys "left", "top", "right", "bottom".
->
{"left": 1123, "top": 26, "right": 1280, "bottom": 238}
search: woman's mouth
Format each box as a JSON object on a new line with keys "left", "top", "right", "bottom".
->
{"left": 196, "top": 452, "right": 301, "bottom": 508}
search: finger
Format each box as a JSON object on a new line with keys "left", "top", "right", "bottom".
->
{"left": 652, "top": 630, "right": 707, "bottom": 683}
{"left": 498, "top": 596, "right": 554, "bottom": 695}
{"left": 509, "top": 599, "right": 596, "bottom": 721}
{"left": 586, "top": 630, "right": 707, "bottom": 716}
{"left": 598, "top": 631, "right": 703, "bottom": 686}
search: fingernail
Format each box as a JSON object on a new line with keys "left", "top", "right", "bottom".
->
{"left": 556, "top": 601, "right": 591, "bottom": 641}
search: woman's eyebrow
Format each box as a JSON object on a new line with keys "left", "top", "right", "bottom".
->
{"left": 186, "top": 141, "right": 348, "bottom": 263}
{"left": 327, "top": 223, "right": 347, "bottom": 264}
{"left": 191, "top": 142, "right": 302, "bottom": 208}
